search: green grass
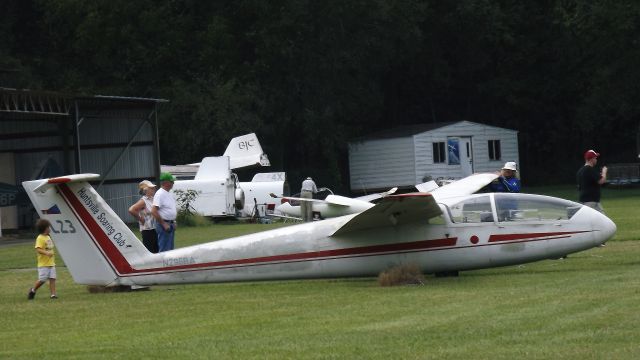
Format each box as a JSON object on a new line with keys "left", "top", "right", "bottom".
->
{"left": 2, "top": 188, "right": 640, "bottom": 359}
{"left": 1, "top": 221, "right": 293, "bottom": 271}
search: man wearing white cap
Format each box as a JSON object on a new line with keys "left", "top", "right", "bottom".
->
{"left": 128, "top": 180, "right": 158, "bottom": 253}
{"left": 577, "top": 149, "right": 607, "bottom": 213}
{"left": 489, "top": 161, "right": 521, "bottom": 193}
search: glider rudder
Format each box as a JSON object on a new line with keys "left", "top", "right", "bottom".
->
{"left": 22, "top": 174, "right": 147, "bottom": 286}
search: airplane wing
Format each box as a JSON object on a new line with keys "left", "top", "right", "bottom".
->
{"left": 266, "top": 213, "right": 302, "bottom": 221}
{"left": 430, "top": 173, "right": 498, "bottom": 200}
{"left": 331, "top": 193, "right": 442, "bottom": 236}
{"left": 270, "top": 194, "right": 355, "bottom": 207}
{"left": 414, "top": 180, "right": 439, "bottom": 193}
{"left": 354, "top": 187, "right": 398, "bottom": 203}
{"left": 270, "top": 194, "right": 332, "bottom": 204}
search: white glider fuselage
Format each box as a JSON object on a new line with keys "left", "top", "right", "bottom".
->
{"left": 22, "top": 174, "right": 616, "bottom": 287}
{"left": 275, "top": 195, "right": 374, "bottom": 220}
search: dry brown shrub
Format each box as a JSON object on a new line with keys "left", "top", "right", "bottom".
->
{"left": 378, "top": 263, "right": 425, "bottom": 287}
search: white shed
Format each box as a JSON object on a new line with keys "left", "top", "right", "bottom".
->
{"left": 348, "top": 121, "right": 519, "bottom": 193}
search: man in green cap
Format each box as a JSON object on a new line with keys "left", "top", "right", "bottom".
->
{"left": 151, "top": 172, "right": 177, "bottom": 252}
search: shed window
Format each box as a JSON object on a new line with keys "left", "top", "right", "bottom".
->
{"left": 433, "top": 142, "right": 446, "bottom": 163}
{"left": 488, "top": 140, "right": 501, "bottom": 160}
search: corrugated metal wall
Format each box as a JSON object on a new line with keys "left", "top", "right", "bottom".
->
{"left": 76, "top": 106, "right": 157, "bottom": 222}
{"left": 0, "top": 117, "right": 71, "bottom": 228}
{"left": 99, "top": 183, "right": 141, "bottom": 225}
{"left": 1, "top": 98, "right": 161, "bottom": 228}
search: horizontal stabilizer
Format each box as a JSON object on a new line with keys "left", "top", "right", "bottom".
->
{"left": 331, "top": 193, "right": 442, "bottom": 236}
{"left": 33, "top": 174, "right": 101, "bottom": 193}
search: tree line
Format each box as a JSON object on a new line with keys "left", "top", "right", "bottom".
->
{"left": 2, "top": 0, "right": 639, "bottom": 191}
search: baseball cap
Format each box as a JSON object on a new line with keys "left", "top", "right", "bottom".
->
{"left": 502, "top": 161, "right": 517, "bottom": 171}
{"left": 159, "top": 172, "right": 176, "bottom": 182}
{"left": 584, "top": 150, "right": 600, "bottom": 160}
{"left": 138, "top": 180, "right": 156, "bottom": 189}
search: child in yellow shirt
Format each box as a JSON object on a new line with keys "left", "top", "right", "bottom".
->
{"left": 28, "top": 219, "right": 57, "bottom": 300}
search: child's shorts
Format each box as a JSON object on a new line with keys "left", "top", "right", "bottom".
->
{"left": 37, "top": 266, "right": 56, "bottom": 281}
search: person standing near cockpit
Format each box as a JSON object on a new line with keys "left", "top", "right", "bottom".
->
{"left": 577, "top": 149, "right": 607, "bottom": 213}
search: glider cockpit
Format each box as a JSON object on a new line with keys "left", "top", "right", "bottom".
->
{"left": 438, "top": 193, "right": 584, "bottom": 224}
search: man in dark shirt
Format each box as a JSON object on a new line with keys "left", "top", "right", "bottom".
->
{"left": 577, "top": 149, "right": 608, "bottom": 213}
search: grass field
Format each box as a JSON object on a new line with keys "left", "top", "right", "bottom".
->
{"left": 2, "top": 186, "right": 640, "bottom": 359}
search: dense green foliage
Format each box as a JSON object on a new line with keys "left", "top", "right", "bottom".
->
{"left": 2, "top": 1, "right": 640, "bottom": 190}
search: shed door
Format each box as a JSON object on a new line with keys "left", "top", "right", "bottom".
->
{"left": 459, "top": 137, "right": 473, "bottom": 176}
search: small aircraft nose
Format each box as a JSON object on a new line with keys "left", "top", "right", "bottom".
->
{"left": 593, "top": 211, "right": 617, "bottom": 245}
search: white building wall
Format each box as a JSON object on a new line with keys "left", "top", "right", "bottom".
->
{"left": 464, "top": 123, "right": 519, "bottom": 174}
{"left": 413, "top": 131, "right": 459, "bottom": 183}
{"left": 349, "top": 121, "right": 519, "bottom": 192}
{"left": 349, "top": 137, "right": 416, "bottom": 192}
{"left": 414, "top": 121, "right": 518, "bottom": 182}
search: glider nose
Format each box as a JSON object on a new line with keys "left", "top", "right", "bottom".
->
{"left": 594, "top": 212, "right": 616, "bottom": 245}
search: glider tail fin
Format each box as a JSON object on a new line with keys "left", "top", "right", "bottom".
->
{"left": 223, "top": 132, "right": 271, "bottom": 169}
{"left": 22, "top": 174, "right": 147, "bottom": 286}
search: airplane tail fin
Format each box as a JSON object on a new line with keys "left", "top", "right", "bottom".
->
{"left": 22, "top": 174, "right": 149, "bottom": 286}
{"left": 223, "top": 133, "right": 271, "bottom": 169}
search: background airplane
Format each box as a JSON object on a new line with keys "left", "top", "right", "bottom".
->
{"left": 272, "top": 187, "right": 398, "bottom": 220}
{"left": 170, "top": 133, "right": 288, "bottom": 218}
{"left": 22, "top": 173, "right": 615, "bottom": 286}
{"left": 273, "top": 175, "right": 490, "bottom": 221}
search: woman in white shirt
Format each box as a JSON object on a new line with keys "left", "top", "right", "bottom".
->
{"left": 128, "top": 180, "right": 158, "bottom": 253}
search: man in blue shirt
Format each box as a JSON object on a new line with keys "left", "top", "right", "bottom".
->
{"left": 490, "top": 162, "right": 521, "bottom": 221}
{"left": 490, "top": 162, "right": 521, "bottom": 193}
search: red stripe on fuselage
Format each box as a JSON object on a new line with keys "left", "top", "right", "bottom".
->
{"left": 58, "top": 184, "right": 134, "bottom": 274}
{"left": 488, "top": 231, "right": 590, "bottom": 243}
{"left": 57, "top": 183, "right": 593, "bottom": 278}
{"left": 184, "top": 237, "right": 458, "bottom": 270}
{"left": 57, "top": 183, "right": 459, "bottom": 276}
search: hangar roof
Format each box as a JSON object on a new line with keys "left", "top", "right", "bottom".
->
{"left": 0, "top": 88, "right": 167, "bottom": 120}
